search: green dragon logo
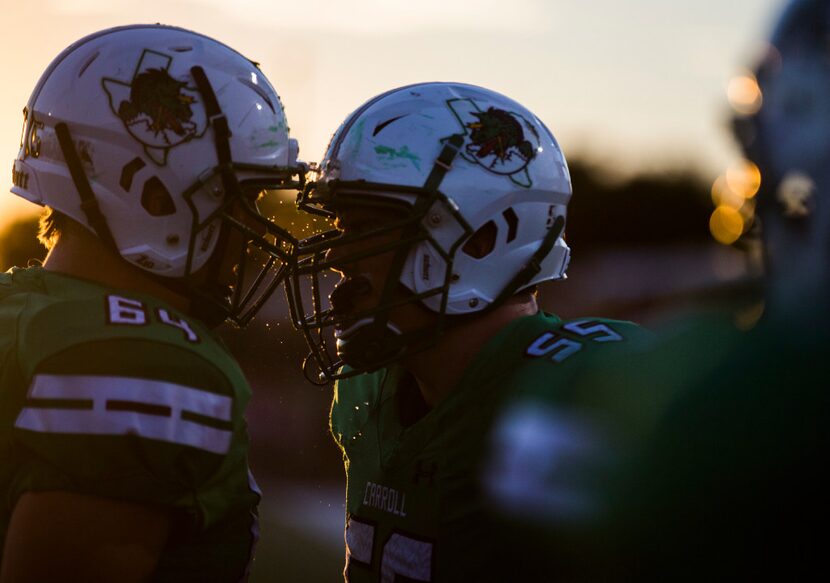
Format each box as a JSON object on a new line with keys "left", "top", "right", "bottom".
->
{"left": 103, "top": 50, "right": 207, "bottom": 165}
{"left": 445, "top": 98, "right": 540, "bottom": 187}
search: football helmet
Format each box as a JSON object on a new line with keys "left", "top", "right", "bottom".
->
{"left": 732, "top": 0, "right": 830, "bottom": 302}
{"left": 12, "top": 24, "right": 305, "bottom": 326}
{"left": 290, "top": 82, "right": 571, "bottom": 381}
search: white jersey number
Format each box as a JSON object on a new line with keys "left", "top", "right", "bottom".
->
{"left": 525, "top": 320, "right": 623, "bottom": 363}
{"left": 345, "top": 517, "right": 433, "bottom": 582}
{"left": 107, "top": 295, "right": 199, "bottom": 343}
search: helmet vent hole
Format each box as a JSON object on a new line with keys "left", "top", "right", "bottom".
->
{"left": 120, "top": 157, "right": 146, "bottom": 191}
{"left": 373, "top": 115, "right": 409, "bottom": 136}
{"left": 462, "top": 220, "right": 497, "bottom": 259}
{"left": 78, "top": 52, "right": 100, "bottom": 78}
{"left": 170, "top": 46, "right": 193, "bottom": 52}
{"left": 502, "top": 208, "right": 519, "bottom": 243}
{"left": 141, "top": 176, "right": 176, "bottom": 217}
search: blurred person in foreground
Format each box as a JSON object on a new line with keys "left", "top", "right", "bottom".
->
{"left": 286, "top": 82, "right": 652, "bottom": 581}
{"left": 484, "top": 0, "right": 830, "bottom": 579}
{"left": 1, "top": 25, "right": 303, "bottom": 581}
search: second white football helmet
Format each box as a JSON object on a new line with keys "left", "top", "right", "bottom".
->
{"left": 290, "top": 82, "right": 572, "bottom": 379}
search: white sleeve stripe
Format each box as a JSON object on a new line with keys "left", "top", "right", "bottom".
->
{"left": 25, "top": 374, "right": 233, "bottom": 421}
{"left": 345, "top": 518, "right": 375, "bottom": 566}
{"left": 15, "top": 408, "right": 232, "bottom": 454}
{"left": 13, "top": 374, "right": 235, "bottom": 454}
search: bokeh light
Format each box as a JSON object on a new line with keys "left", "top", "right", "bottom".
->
{"left": 709, "top": 159, "right": 761, "bottom": 245}
{"left": 726, "top": 160, "right": 761, "bottom": 199}
{"left": 711, "top": 175, "right": 745, "bottom": 209}
{"left": 709, "top": 205, "right": 745, "bottom": 245}
{"left": 728, "top": 72, "right": 763, "bottom": 115}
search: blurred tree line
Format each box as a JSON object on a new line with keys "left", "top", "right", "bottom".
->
{"left": 566, "top": 160, "right": 713, "bottom": 250}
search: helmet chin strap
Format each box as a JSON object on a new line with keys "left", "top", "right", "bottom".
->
{"left": 487, "top": 214, "right": 566, "bottom": 311}
{"left": 324, "top": 135, "right": 466, "bottom": 375}
{"left": 55, "top": 122, "right": 119, "bottom": 251}
{"left": 336, "top": 317, "right": 406, "bottom": 372}
{"left": 375, "top": 132, "right": 466, "bottom": 323}
{"left": 187, "top": 65, "right": 241, "bottom": 313}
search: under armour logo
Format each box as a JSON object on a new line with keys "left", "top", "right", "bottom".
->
{"left": 413, "top": 460, "right": 438, "bottom": 487}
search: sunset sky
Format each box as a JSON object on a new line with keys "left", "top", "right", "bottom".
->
{"left": 0, "top": 0, "right": 781, "bottom": 228}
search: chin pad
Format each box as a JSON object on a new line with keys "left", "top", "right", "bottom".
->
{"left": 336, "top": 318, "right": 405, "bottom": 372}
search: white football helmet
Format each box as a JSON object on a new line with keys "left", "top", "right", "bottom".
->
{"left": 12, "top": 24, "right": 304, "bottom": 325}
{"left": 290, "top": 82, "right": 571, "bottom": 380}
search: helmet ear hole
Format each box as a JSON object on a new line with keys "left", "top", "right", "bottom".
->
{"left": 462, "top": 220, "right": 497, "bottom": 259}
{"left": 141, "top": 176, "right": 176, "bottom": 217}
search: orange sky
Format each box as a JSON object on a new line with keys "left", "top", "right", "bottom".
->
{"left": 0, "top": 0, "right": 781, "bottom": 229}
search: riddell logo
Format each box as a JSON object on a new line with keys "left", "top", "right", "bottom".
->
{"left": 200, "top": 223, "right": 217, "bottom": 253}
{"left": 12, "top": 164, "right": 29, "bottom": 189}
{"left": 421, "top": 254, "right": 431, "bottom": 281}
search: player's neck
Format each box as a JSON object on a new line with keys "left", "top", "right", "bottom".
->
{"left": 403, "top": 296, "right": 539, "bottom": 408}
{"left": 43, "top": 226, "right": 190, "bottom": 314}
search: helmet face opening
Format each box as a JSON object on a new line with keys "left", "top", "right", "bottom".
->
{"left": 185, "top": 179, "right": 303, "bottom": 328}
{"left": 289, "top": 184, "right": 473, "bottom": 383}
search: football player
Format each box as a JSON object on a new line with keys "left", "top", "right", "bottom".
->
{"left": 485, "top": 0, "right": 830, "bottom": 579}
{"left": 626, "top": 0, "right": 830, "bottom": 576}
{"left": 1, "top": 25, "right": 303, "bottom": 581}
{"left": 286, "top": 82, "right": 652, "bottom": 581}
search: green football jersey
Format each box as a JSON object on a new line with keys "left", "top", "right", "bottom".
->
{"left": 486, "top": 306, "right": 829, "bottom": 580}
{"left": 330, "top": 311, "right": 651, "bottom": 582}
{"left": 603, "top": 307, "right": 830, "bottom": 580}
{"left": 482, "top": 311, "right": 747, "bottom": 578}
{"left": 0, "top": 267, "right": 260, "bottom": 582}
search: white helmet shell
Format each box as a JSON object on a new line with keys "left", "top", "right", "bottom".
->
{"left": 318, "top": 82, "right": 572, "bottom": 314}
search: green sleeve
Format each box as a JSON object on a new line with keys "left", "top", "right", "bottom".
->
{"left": 330, "top": 368, "right": 386, "bottom": 450}
{"left": 4, "top": 280, "right": 256, "bottom": 529}
{"left": 9, "top": 337, "right": 243, "bottom": 521}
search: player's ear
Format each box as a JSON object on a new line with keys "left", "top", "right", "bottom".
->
{"left": 462, "top": 221, "right": 497, "bottom": 259}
